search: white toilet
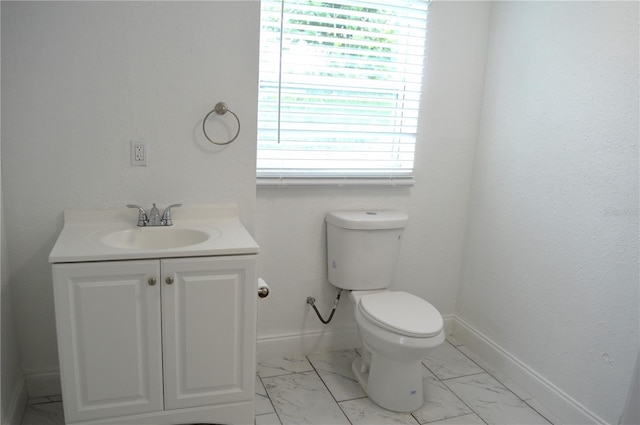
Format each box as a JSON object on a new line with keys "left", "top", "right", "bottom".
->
{"left": 326, "top": 210, "right": 444, "bottom": 412}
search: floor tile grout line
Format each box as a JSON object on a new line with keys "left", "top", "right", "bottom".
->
{"left": 520, "top": 398, "right": 555, "bottom": 425}
{"left": 256, "top": 373, "right": 277, "bottom": 411}
{"left": 450, "top": 344, "right": 554, "bottom": 424}
{"left": 421, "top": 361, "right": 439, "bottom": 379}
{"left": 421, "top": 362, "right": 488, "bottom": 425}
{"left": 256, "top": 365, "right": 315, "bottom": 379}
{"left": 447, "top": 340, "right": 486, "bottom": 373}
{"left": 22, "top": 402, "right": 66, "bottom": 425}
{"left": 439, "top": 371, "right": 487, "bottom": 382}
{"left": 423, "top": 342, "right": 495, "bottom": 425}
{"left": 438, "top": 378, "right": 490, "bottom": 425}
{"left": 26, "top": 400, "right": 64, "bottom": 406}
{"left": 410, "top": 409, "right": 423, "bottom": 424}
{"left": 422, "top": 340, "right": 486, "bottom": 381}
{"left": 337, "top": 395, "right": 369, "bottom": 403}
{"left": 305, "top": 352, "right": 355, "bottom": 425}
{"left": 257, "top": 374, "right": 284, "bottom": 425}
{"left": 427, "top": 411, "right": 490, "bottom": 425}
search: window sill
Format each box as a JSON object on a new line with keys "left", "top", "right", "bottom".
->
{"left": 256, "top": 177, "right": 415, "bottom": 188}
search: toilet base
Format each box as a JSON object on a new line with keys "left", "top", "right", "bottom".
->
{"left": 352, "top": 352, "right": 425, "bottom": 412}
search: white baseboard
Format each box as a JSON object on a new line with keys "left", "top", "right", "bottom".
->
{"left": 3, "top": 375, "right": 27, "bottom": 425}
{"left": 442, "top": 314, "right": 455, "bottom": 336}
{"left": 451, "top": 316, "right": 609, "bottom": 425}
{"left": 257, "top": 326, "right": 360, "bottom": 362}
{"left": 24, "top": 370, "right": 61, "bottom": 398}
{"left": 257, "top": 316, "right": 457, "bottom": 362}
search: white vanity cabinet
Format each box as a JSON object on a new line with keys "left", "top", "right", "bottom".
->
{"left": 52, "top": 255, "right": 257, "bottom": 425}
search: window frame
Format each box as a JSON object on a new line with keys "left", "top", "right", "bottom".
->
{"left": 256, "top": 0, "right": 429, "bottom": 187}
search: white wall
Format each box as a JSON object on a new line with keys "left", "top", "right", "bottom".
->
{"left": 457, "top": 2, "right": 639, "bottom": 424}
{"left": 1, "top": 1, "right": 259, "bottom": 387}
{"left": 1, "top": 18, "right": 27, "bottom": 417}
{"left": 1, "top": 198, "right": 24, "bottom": 425}
{"left": 255, "top": 1, "right": 492, "bottom": 355}
{"left": 1, "top": 5, "right": 27, "bottom": 421}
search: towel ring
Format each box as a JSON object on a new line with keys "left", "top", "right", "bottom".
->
{"left": 202, "top": 102, "right": 240, "bottom": 145}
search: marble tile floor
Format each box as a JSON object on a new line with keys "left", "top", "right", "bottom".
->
{"left": 21, "top": 396, "right": 64, "bottom": 425}
{"left": 20, "top": 338, "right": 558, "bottom": 425}
{"left": 255, "top": 338, "right": 557, "bottom": 425}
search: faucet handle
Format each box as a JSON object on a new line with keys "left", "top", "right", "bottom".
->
{"left": 127, "top": 204, "right": 148, "bottom": 227}
{"left": 161, "top": 204, "right": 182, "bottom": 226}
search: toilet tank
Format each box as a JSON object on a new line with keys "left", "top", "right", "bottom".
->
{"left": 326, "top": 211, "right": 408, "bottom": 290}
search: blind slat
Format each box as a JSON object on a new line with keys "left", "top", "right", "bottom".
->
{"left": 257, "top": 0, "right": 429, "bottom": 179}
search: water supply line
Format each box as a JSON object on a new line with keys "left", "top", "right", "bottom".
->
{"left": 306, "top": 288, "right": 343, "bottom": 324}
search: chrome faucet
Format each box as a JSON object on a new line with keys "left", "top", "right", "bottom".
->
{"left": 148, "top": 204, "right": 161, "bottom": 226}
{"left": 127, "top": 203, "right": 182, "bottom": 227}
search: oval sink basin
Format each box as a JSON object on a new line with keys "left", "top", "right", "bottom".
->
{"left": 99, "top": 227, "right": 212, "bottom": 250}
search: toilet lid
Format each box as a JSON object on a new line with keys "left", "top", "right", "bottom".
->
{"left": 358, "top": 291, "right": 443, "bottom": 338}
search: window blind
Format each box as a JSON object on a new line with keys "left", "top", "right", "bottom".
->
{"left": 257, "top": 0, "right": 429, "bottom": 181}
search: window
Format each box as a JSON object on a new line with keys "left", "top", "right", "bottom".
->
{"left": 257, "top": 0, "right": 429, "bottom": 185}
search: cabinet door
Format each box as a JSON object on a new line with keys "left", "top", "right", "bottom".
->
{"left": 53, "top": 261, "right": 163, "bottom": 423}
{"left": 161, "top": 256, "right": 257, "bottom": 410}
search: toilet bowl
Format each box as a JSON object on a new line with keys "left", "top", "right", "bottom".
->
{"left": 325, "top": 210, "right": 445, "bottom": 412}
{"left": 350, "top": 290, "right": 444, "bottom": 412}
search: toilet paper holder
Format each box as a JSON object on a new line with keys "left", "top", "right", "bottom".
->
{"left": 258, "top": 278, "right": 270, "bottom": 298}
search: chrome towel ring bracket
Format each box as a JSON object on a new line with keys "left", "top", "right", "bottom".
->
{"left": 202, "top": 102, "right": 240, "bottom": 145}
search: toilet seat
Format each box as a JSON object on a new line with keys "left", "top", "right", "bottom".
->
{"left": 358, "top": 291, "right": 443, "bottom": 338}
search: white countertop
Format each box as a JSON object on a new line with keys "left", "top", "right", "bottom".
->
{"left": 49, "top": 204, "right": 259, "bottom": 263}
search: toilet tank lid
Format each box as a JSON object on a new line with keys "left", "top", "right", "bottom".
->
{"left": 326, "top": 211, "right": 408, "bottom": 230}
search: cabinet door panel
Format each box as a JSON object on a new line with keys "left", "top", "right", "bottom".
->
{"left": 161, "top": 256, "right": 256, "bottom": 410}
{"left": 53, "top": 261, "right": 163, "bottom": 422}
